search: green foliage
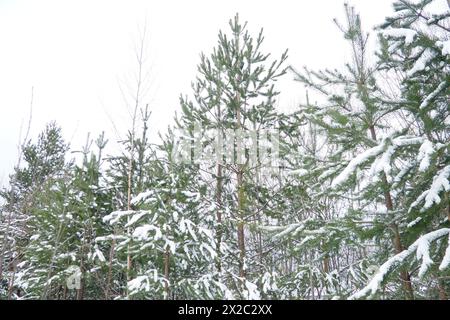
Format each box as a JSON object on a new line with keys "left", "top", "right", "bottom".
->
{"left": 1, "top": 5, "right": 449, "bottom": 300}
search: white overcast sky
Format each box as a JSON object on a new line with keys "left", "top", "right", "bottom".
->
{"left": 0, "top": 0, "right": 398, "bottom": 187}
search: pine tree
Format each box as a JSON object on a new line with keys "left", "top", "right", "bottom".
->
{"left": 1, "top": 5, "right": 447, "bottom": 301}
{"left": 98, "top": 129, "right": 229, "bottom": 299}
{"left": 100, "top": 107, "right": 154, "bottom": 299}
{"left": 350, "top": 0, "right": 450, "bottom": 299}
{"left": 0, "top": 122, "right": 69, "bottom": 298}
{"left": 290, "top": 1, "right": 449, "bottom": 299}
{"left": 177, "top": 13, "right": 288, "bottom": 297}
{"left": 290, "top": 4, "right": 419, "bottom": 299}
{"left": 12, "top": 132, "right": 112, "bottom": 299}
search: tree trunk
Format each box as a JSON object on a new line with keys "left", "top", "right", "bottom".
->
{"left": 215, "top": 163, "right": 223, "bottom": 273}
{"left": 164, "top": 248, "right": 170, "bottom": 299}
{"left": 237, "top": 169, "right": 246, "bottom": 279}
{"left": 126, "top": 156, "right": 133, "bottom": 290}
{"left": 105, "top": 236, "right": 115, "bottom": 300}
{"left": 234, "top": 66, "right": 246, "bottom": 281}
{"left": 369, "top": 125, "right": 414, "bottom": 300}
{"left": 63, "top": 283, "right": 67, "bottom": 299}
{"left": 438, "top": 278, "right": 448, "bottom": 300}
{"left": 7, "top": 254, "right": 16, "bottom": 299}
{"left": 235, "top": 81, "right": 246, "bottom": 281}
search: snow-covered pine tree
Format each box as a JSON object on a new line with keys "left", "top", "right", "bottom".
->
{"left": 67, "top": 133, "right": 112, "bottom": 299}
{"left": 350, "top": 0, "right": 450, "bottom": 299}
{"left": 0, "top": 122, "right": 69, "bottom": 298}
{"left": 98, "top": 129, "right": 229, "bottom": 299}
{"left": 177, "top": 13, "right": 288, "bottom": 298}
{"left": 290, "top": 4, "right": 422, "bottom": 299}
{"left": 288, "top": 0, "right": 450, "bottom": 299}
{"left": 100, "top": 107, "right": 153, "bottom": 299}
{"left": 1, "top": 4, "right": 447, "bottom": 301}
{"left": 13, "top": 132, "right": 112, "bottom": 299}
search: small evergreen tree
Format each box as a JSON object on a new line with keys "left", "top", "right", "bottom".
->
{"left": 177, "top": 13, "right": 288, "bottom": 297}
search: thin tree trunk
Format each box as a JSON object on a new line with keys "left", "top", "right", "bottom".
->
{"left": 125, "top": 21, "right": 148, "bottom": 295}
{"left": 369, "top": 125, "right": 414, "bottom": 300}
{"left": 215, "top": 162, "right": 223, "bottom": 273}
{"left": 7, "top": 254, "right": 17, "bottom": 299}
{"left": 215, "top": 102, "right": 224, "bottom": 274}
{"left": 258, "top": 223, "right": 263, "bottom": 272}
{"left": 237, "top": 169, "right": 246, "bottom": 279}
{"left": 126, "top": 156, "right": 133, "bottom": 290}
{"left": 164, "top": 248, "right": 170, "bottom": 299}
{"left": 105, "top": 236, "right": 115, "bottom": 300}
{"left": 438, "top": 278, "right": 448, "bottom": 300}
{"left": 323, "top": 249, "right": 330, "bottom": 274}
{"left": 235, "top": 79, "right": 246, "bottom": 280}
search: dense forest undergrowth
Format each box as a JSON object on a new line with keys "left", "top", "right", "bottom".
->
{"left": 1, "top": 0, "right": 449, "bottom": 300}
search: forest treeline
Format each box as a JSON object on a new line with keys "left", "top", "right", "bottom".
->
{"left": 0, "top": 0, "right": 449, "bottom": 300}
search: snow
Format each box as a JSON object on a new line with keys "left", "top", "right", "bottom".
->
{"left": 165, "top": 239, "right": 177, "bottom": 254}
{"left": 92, "top": 245, "right": 106, "bottom": 263}
{"left": 243, "top": 279, "right": 261, "bottom": 300}
{"left": 392, "top": 136, "right": 424, "bottom": 147}
{"left": 429, "top": 109, "right": 438, "bottom": 119}
{"left": 407, "top": 49, "right": 437, "bottom": 77}
{"left": 436, "top": 40, "right": 450, "bottom": 56}
{"left": 423, "top": 165, "right": 450, "bottom": 209}
{"left": 215, "top": 281, "right": 235, "bottom": 300}
{"left": 103, "top": 210, "right": 134, "bottom": 225}
{"left": 382, "top": 28, "right": 417, "bottom": 45}
{"left": 410, "top": 165, "right": 450, "bottom": 212}
{"left": 393, "top": 160, "right": 414, "bottom": 186}
{"left": 198, "top": 226, "right": 214, "bottom": 239}
{"left": 331, "top": 135, "right": 425, "bottom": 189}
{"left": 180, "top": 218, "right": 198, "bottom": 241}
{"left": 95, "top": 235, "right": 127, "bottom": 242}
{"left": 350, "top": 228, "right": 450, "bottom": 299}
{"left": 200, "top": 243, "right": 216, "bottom": 259}
{"left": 407, "top": 217, "right": 422, "bottom": 228}
{"left": 417, "top": 139, "right": 434, "bottom": 171}
{"left": 439, "top": 234, "right": 450, "bottom": 271}
{"left": 297, "top": 235, "right": 315, "bottom": 247}
{"left": 416, "top": 233, "right": 435, "bottom": 278}
{"left": 131, "top": 190, "right": 154, "bottom": 205}
{"left": 261, "top": 272, "right": 279, "bottom": 293}
{"left": 368, "top": 145, "right": 395, "bottom": 182}
{"left": 318, "top": 167, "right": 337, "bottom": 181}
{"left": 289, "top": 168, "right": 309, "bottom": 177}
{"left": 331, "top": 144, "right": 385, "bottom": 188}
{"left": 182, "top": 191, "right": 199, "bottom": 197}
{"left": 133, "top": 224, "right": 162, "bottom": 241}
{"left": 271, "top": 223, "right": 302, "bottom": 239}
{"left": 419, "top": 81, "right": 447, "bottom": 109}
{"left": 124, "top": 211, "right": 148, "bottom": 227}
{"left": 128, "top": 275, "right": 151, "bottom": 293}
{"left": 182, "top": 190, "right": 201, "bottom": 202}
{"left": 415, "top": 229, "right": 450, "bottom": 277}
